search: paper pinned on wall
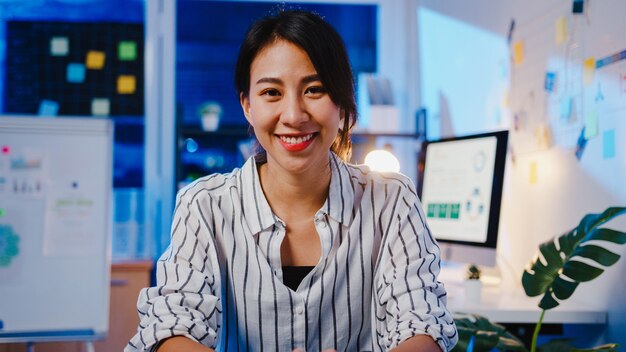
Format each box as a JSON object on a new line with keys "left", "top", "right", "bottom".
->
{"left": 584, "top": 111, "right": 599, "bottom": 139}
{"left": 38, "top": 100, "right": 59, "bottom": 116}
{"left": 117, "top": 75, "right": 136, "bottom": 94}
{"left": 535, "top": 123, "right": 552, "bottom": 149}
{"left": 50, "top": 37, "right": 69, "bottom": 56}
{"left": 91, "top": 98, "right": 110, "bottom": 116}
{"left": 529, "top": 161, "right": 537, "bottom": 184}
{"left": 118, "top": 41, "right": 137, "bottom": 61}
{"left": 583, "top": 57, "right": 596, "bottom": 86}
{"left": 513, "top": 41, "right": 525, "bottom": 65}
{"left": 560, "top": 97, "right": 573, "bottom": 121}
{"left": 86, "top": 51, "right": 105, "bottom": 69}
{"left": 66, "top": 63, "right": 86, "bottom": 83}
{"left": 603, "top": 129, "right": 615, "bottom": 159}
{"left": 555, "top": 16, "right": 567, "bottom": 44}
{"left": 545, "top": 72, "right": 557, "bottom": 92}
{"left": 575, "top": 127, "right": 588, "bottom": 160}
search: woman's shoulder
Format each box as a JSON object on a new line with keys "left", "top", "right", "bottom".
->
{"left": 176, "top": 168, "right": 241, "bottom": 202}
{"left": 343, "top": 162, "right": 416, "bottom": 193}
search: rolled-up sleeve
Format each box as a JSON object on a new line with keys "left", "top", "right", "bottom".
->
{"left": 374, "top": 183, "right": 458, "bottom": 351}
{"left": 126, "top": 192, "right": 222, "bottom": 351}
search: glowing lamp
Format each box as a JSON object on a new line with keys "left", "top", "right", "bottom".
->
{"left": 364, "top": 149, "right": 400, "bottom": 173}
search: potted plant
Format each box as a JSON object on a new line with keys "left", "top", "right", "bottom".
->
{"left": 464, "top": 264, "right": 483, "bottom": 304}
{"left": 522, "top": 207, "right": 626, "bottom": 352}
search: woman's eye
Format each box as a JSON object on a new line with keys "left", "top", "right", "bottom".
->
{"left": 261, "top": 89, "right": 281, "bottom": 97}
{"left": 305, "top": 86, "right": 326, "bottom": 95}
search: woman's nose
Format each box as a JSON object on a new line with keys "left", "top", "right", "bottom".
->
{"left": 281, "top": 94, "right": 309, "bottom": 126}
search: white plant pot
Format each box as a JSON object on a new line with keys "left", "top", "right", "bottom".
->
{"left": 464, "top": 279, "right": 483, "bottom": 305}
{"left": 201, "top": 113, "right": 220, "bottom": 131}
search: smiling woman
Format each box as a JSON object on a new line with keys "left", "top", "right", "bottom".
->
{"left": 127, "top": 9, "right": 457, "bottom": 352}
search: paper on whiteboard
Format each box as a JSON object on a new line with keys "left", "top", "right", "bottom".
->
{"left": 0, "top": 148, "right": 47, "bottom": 198}
{"left": 43, "top": 193, "right": 98, "bottom": 256}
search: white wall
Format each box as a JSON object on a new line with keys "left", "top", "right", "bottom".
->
{"left": 416, "top": 0, "right": 626, "bottom": 347}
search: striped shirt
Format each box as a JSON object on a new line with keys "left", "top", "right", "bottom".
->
{"left": 126, "top": 152, "right": 457, "bottom": 352}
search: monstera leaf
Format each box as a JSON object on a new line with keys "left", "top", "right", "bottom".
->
{"left": 452, "top": 313, "right": 527, "bottom": 352}
{"left": 522, "top": 207, "right": 626, "bottom": 310}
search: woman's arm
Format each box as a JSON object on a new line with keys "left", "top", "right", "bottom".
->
{"left": 392, "top": 335, "right": 442, "bottom": 352}
{"left": 158, "top": 336, "right": 215, "bottom": 352}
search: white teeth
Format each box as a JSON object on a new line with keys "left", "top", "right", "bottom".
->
{"left": 280, "top": 133, "right": 314, "bottom": 145}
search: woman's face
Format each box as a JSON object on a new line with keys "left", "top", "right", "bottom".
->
{"left": 240, "top": 39, "right": 341, "bottom": 176}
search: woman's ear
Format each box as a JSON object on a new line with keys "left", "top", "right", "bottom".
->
{"left": 240, "top": 92, "right": 252, "bottom": 124}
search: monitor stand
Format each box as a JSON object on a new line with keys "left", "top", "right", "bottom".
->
{"left": 438, "top": 260, "right": 503, "bottom": 296}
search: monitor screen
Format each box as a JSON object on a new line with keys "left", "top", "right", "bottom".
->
{"left": 418, "top": 130, "right": 508, "bottom": 267}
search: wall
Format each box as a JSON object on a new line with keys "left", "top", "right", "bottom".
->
{"left": 417, "top": 0, "right": 626, "bottom": 348}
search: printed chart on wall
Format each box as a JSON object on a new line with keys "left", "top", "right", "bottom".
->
{"left": 4, "top": 21, "right": 143, "bottom": 117}
{"left": 508, "top": 1, "right": 626, "bottom": 158}
{"left": 0, "top": 117, "right": 113, "bottom": 342}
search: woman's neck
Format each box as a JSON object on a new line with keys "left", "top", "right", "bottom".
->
{"left": 258, "top": 160, "right": 331, "bottom": 219}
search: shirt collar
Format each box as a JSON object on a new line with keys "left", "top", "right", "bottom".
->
{"left": 322, "top": 152, "right": 355, "bottom": 225}
{"left": 239, "top": 152, "right": 355, "bottom": 235}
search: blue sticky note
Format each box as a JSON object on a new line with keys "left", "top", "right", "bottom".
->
{"left": 603, "top": 130, "right": 615, "bottom": 159}
{"left": 0, "top": 319, "right": 3, "bottom": 329}
{"left": 544, "top": 72, "right": 556, "bottom": 92}
{"left": 575, "top": 127, "right": 588, "bottom": 160}
{"left": 560, "top": 97, "right": 573, "bottom": 121}
{"left": 38, "top": 100, "right": 59, "bottom": 116}
{"left": 67, "top": 63, "right": 86, "bottom": 83}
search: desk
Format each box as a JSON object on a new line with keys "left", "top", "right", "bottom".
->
{"left": 446, "top": 284, "right": 607, "bottom": 324}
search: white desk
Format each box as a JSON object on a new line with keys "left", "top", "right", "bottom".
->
{"left": 445, "top": 284, "right": 607, "bottom": 324}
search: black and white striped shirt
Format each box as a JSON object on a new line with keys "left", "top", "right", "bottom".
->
{"left": 126, "top": 152, "right": 457, "bottom": 352}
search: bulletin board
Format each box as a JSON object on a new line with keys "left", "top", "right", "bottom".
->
{"left": 0, "top": 116, "right": 113, "bottom": 342}
{"left": 3, "top": 21, "right": 143, "bottom": 117}
{"left": 507, "top": 1, "right": 626, "bottom": 156}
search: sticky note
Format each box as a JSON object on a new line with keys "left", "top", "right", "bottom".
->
{"left": 555, "top": 17, "right": 567, "bottom": 44}
{"left": 583, "top": 57, "right": 595, "bottom": 86}
{"left": 67, "top": 63, "right": 86, "bottom": 83}
{"left": 513, "top": 41, "right": 524, "bottom": 65}
{"left": 86, "top": 51, "right": 105, "bottom": 69}
{"left": 529, "top": 162, "right": 537, "bottom": 184}
{"left": 603, "top": 130, "right": 615, "bottom": 159}
{"left": 584, "top": 111, "right": 599, "bottom": 139}
{"left": 575, "top": 127, "right": 588, "bottom": 160}
{"left": 535, "top": 124, "right": 552, "bottom": 149}
{"left": 544, "top": 72, "right": 557, "bottom": 92}
{"left": 50, "top": 37, "right": 69, "bottom": 56}
{"left": 117, "top": 75, "right": 136, "bottom": 94}
{"left": 118, "top": 41, "right": 137, "bottom": 61}
{"left": 560, "top": 97, "right": 573, "bottom": 121}
{"left": 91, "top": 98, "right": 110, "bottom": 116}
{"left": 38, "top": 100, "right": 59, "bottom": 116}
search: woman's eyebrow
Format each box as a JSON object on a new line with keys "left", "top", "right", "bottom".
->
{"left": 256, "top": 77, "right": 282, "bottom": 85}
{"left": 302, "top": 74, "right": 321, "bottom": 84}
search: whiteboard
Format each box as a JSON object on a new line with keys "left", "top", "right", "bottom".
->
{"left": 0, "top": 116, "right": 113, "bottom": 342}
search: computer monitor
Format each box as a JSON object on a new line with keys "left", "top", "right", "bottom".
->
{"left": 417, "top": 130, "right": 508, "bottom": 267}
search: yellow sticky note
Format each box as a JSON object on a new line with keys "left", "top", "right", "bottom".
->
{"left": 529, "top": 161, "right": 537, "bottom": 185}
{"left": 86, "top": 50, "right": 105, "bottom": 69}
{"left": 502, "top": 89, "right": 510, "bottom": 108}
{"left": 583, "top": 57, "right": 595, "bottom": 86}
{"left": 513, "top": 41, "right": 524, "bottom": 65}
{"left": 535, "top": 124, "right": 552, "bottom": 150}
{"left": 117, "top": 75, "right": 136, "bottom": 94}
{"left": 555, "top": 16, "right": 567, "bottom": 44}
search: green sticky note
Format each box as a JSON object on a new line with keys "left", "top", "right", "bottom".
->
{"left": 603, "top": 130, "right": 615, "bottom": 159}
{"left": 0, "top": 208, "right": 5, "bottom": 217}
{"left": 118, "top": 41, "right": 137, "bottom": 61}
{"left": 584, "top": 111, "right": 599, "bottom": 139}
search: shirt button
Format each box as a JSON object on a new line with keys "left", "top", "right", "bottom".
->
{"left": 295, "top": 306, "right": 304, "bottom": 315}
{"left": 319, "top": 222, "right": 327, "bottom": 229}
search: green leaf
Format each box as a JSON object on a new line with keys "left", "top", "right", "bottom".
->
{"left": 521, "top": 207, "right": 626, "bottom": 311}
{"left": 453, "top": 313, "right": 528, "bottom": 352}
{"left": 562, "top": 260, "right": 604, "bottom": 282}
{"left": 572, "top": 244, "right": 621, "bottom": 266}
{"left": 572, "top": 343, "right": 619, "bottom": 351}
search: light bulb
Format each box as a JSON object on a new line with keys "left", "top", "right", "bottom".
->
{"left": 364, "top": 149, "right": 400, "bottom": 173}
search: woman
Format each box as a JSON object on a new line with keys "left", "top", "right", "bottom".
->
{"left": 127, "top": 9, "right": 457, "bottom": 352}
